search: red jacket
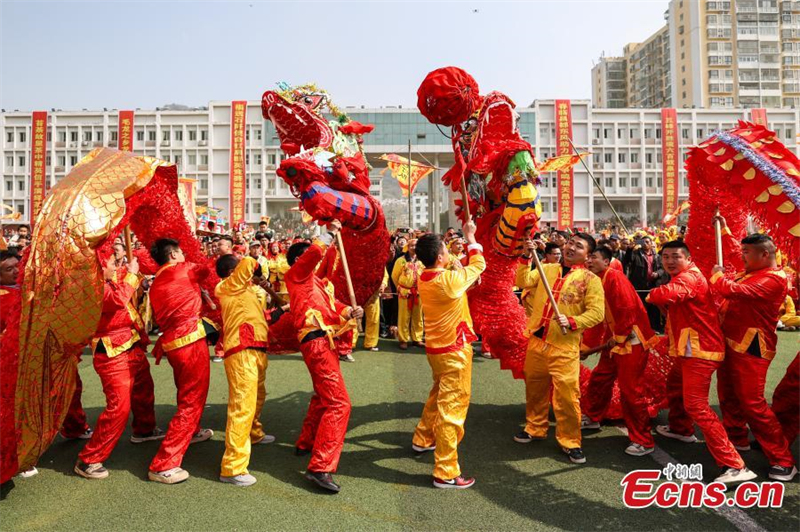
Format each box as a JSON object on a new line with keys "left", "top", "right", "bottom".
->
{"left": 600, "top": 268, "right": 657, "bottom": 355}
{"left": 711, "top": 266, "right": 787, "bottom": 361}
{"left": 284, "top": 238, "right": 354, "bottom": 346}
{"left": 0, "top": 285, "right": 20, "bottom": 336}
{"left": 92, "top": 270, "right": 148, "bottom": 358}
{"left": 647, "top": 264, "right": 725, "bottom": 361}
{"left": 149, "top": 261, "right": 214, "bottom": 360}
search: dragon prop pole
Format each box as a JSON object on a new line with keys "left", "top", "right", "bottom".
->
{"left": 335, "top": 232, "right": 363, "bottom": 333}
{"left": 531, "top": 250, "right": 568, "bottom": 335}
{"left": 714, "top": 206, "right": 724, "bottom": 267}
{"left": 567, "top": 138, "right": 627, "bottom": 233}
{"left": 124, "top": 226, "right": 133, "bottom": 263}
{"left": 459, "top": 177, "right": 472, "bottom": 220}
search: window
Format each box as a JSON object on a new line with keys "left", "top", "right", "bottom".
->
{"left": 646, "top": 153, "right": 653, "bottom": 164}
{"left": 255, "top": 129, "right": 262, "bottom": 141}
{"left": 5, "top": 156, "right": 12, "bottom": 168}
{"left": 605, "top": 177, "right": 613, "bottom": 188}
{"left": 617, "top": 128, "right": 623, "bottom": 139}
{"left": 253, "top": 202, "right": 261, "bottom": 214}
{"left": 682, "top": 128, "right": 689, "bottom": 139}
{"left": 245, "top": 153, "right": 250, "bottom": 165}
{"left": 619, "top": 177, "right": 627, "bottom": 187}
{"left": 136, "top": 131, "right": 144, "bottom": 141}
{"left": 604, "top": 153, "right": 612, "bottom": 163}
{"left": 246, "top": 130, "right": 250, "bottom": 141}
{"left": 199, "top": 179, "right": 208, "bottom": 190}
{"left": 148, "top": 131, "right": 156, "bottom": 141}
{"left": 618, "top": 153, "right": 626, "bottom": 163}
{"left": 96, "top": 131, "right": 103, "bottom": 142}
{"left": 254, "top": 153, "right": 262, "bottom": 165}
{"left": 200, "top": 154, "right": 209, "bottom": 165}
{"left": 603, "top": 128, "right": 611, "bottom": 139}
{"left": 189, "top": 130, "right": 196, "bottom": 141}
{"left": 593, "top": 128, "right": 600, "bottom": 139}
{"left": 19, "top": 132, "right": 26, "bottom": 143}
{"left": 18, "top": 156, "right": 25, "bottom": 167}
{"left": 255, "top": 178, "right": 262, "bottom": 189}
{"left": 696, "top": 129, "right": 704, "bottom": 138}
{"left": 58, "top": 155, "right": 65, "bottom": 166}
{"left": 630, "top": 128, "right": 638, "bottom": 139}
{"left": 631, "top": 152, "right": 639, "bottom": 163}
{"left": 84, "top": 131, "right": 92, "bottom": 142}
{"left": 58, "top": 131, "right": 66, "bottom": 142}
{"left": 5, "top": 132, "right": 12, "bottom": 142}
{"left": 70, "top": 155, "right": 77, "bottom": 166}
{"left": 200, "top": 130, "right": 208, "bottom": 141}
{"left": 110, "top": 131, "right": 118, "bottom": 142}
{"left": 174, "top": 156, "right": 181, "bottom": 166}
{"left": 646, "top": 176, "right": 653, "bottom": 187}
{"left": 188, "top": 154, "right": 196, "bottom": 165}
{"left": 631, "top": 177, "right": 639, "bottom": 188}
{"left": 17, "top": 204, "right": 24, "bottom": 216}
{"left": 70, "top": 131, "right": 78, "bottom": 142}
{"left": 163, "top": 130, "right": 170, "bottom": 141}
{"left": 17, "top": 180, "right": 24, "bottom": 191}
{"left": 5, "top": 179, "right": 11, "bottom": 192}
{"left": 268, "top": 153, "right": 276, "bottom": 165}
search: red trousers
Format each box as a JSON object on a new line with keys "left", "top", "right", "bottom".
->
{"left": 296, "top": 336, "right": 351, "bottom": 473}
{"left": 149, "top": 339, "right": 210, "bottom": 472}
{"left": 583, "top": 346, "right": 654, "bottom": 447}
{"left": 718, "top": 350, "right": 794, "bottom": 468}
{"left": 666, "top": 357, "right": 744, "bottom": 470}
{"left": 79, "top": 346, "right": 156, "bottom": 464}
{"left": 772, "top": 353, "right": 799, "bottom": 446}
{"left": 61, "top": 371, "right": 90, "bottom": 438}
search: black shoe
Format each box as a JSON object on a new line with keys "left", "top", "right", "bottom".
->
{"left": 513, "top": 430, "right": 543, "bottom": 443}
{"left": 295, "top": 447, "right": 311, "bottom": 456}
{"left": 768, "top": 465, "right": 797, "bottom": 482}
{"left": 563, "top": 447, "right": 586, "bottom": 464}
{"left": 305, "top": 470, "right": 341, "bottom": 493}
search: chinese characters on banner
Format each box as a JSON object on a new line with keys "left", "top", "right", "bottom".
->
{"left": 555, "top": 100, "right": 573, "bottom": 230}
{"left": 750, "top": 108, "right": 768, "bottom": 127}
{"left": 178, "top": 178, "right": 197, "bottom": 233}
{"left": 661, "top": 108, "right": 679, "bottom": 223}
{"left": 229, "top": 101, "right": 247, "bottom": 227}
{"left": 118, "top": 110, "right": 134, "bottom": 151}
{"left": 30, "top": 111, "right": 48, "bottom": 221}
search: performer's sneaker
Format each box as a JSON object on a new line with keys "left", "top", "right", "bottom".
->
{"left": 412, "top": 443, "right": 435, "bottom": 453}
{"left": 219, "top": 473, "right": 257, "bottom": 487}
{"left": 148, "top": 467, "right": 189, "bottom": 484}
{"left": 255, "top": 434, "right": 276, "bottom": 445}
{"left": 563, "top": 447, "right": 586, "bottom": 464}
{"left": 480, "top": 351, "right": 494, "bottom": 359}
{"left": 734, "top": 443, "right": 752, "bottom": 452}
{"left": 74, "top": 460, "right": 109, "bottom": 480}
{"left": 580, "top": 415, "right": 601, "bottom": 430}
{"left": 368, "top": 347, "right": 379, "bottom": 352}
{"left": 61, "top": 428, "right": 94, "bottom": 440}
{"left": 305, "top": 471, "right": 341, "bottom": 493}
{"left": 513, "top": 430, "right": 544, "bottom": 443}
{"left": 624, "top": 443, "right": 655, "bottom": 457}
{"left": 339, "top": 354, "right": 355, "bottom": 362}
{"left": 16, "top": 467, "right": 38, "bottom": 478}
{"left": 398, "top": 342, "right": 409, "bottom": 350}
{"left": 130, "top": 427, "right": 166, "bottom": 444}
{"left": 433, "top": 475, "right": 475, "bottom": 489}
{"left": 655, "top": 425, "right": 697, "bottom": 443}
{"left": 768, "top": 465, "right": 797, "bottom": 482}
{"left": 190, "top": 428, "right": 213, "bottom": 444}
{"left": 715, "top": 467, "right": 757, "bottom": 485}
{"left": 212, "top": 356, "right": 224, "bottom": 363}
{"left": 295, "top": 446, "right": 311, "bottom": 456}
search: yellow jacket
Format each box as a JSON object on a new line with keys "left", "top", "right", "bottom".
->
{"left": 267, "top": 254, "right": 289, "bottom": 293}
{"left": 392, "top": 256, "right": 422, "bottom": 300}
{"left": 419, "top": 248, "right": 486, "bottom": 353}
{"left": 515, "top": 261, "right": 605, "bottom": 352}
{"left": 215, "top": 257, "right": 269, "bottom": 356}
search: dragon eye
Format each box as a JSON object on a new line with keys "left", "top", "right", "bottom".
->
{"left": 303, "top": 97, "right": 313, "bottom": 104}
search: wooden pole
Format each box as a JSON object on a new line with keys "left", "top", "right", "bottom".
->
{"left": 335, "top": 232, "right": 363, "bottom": 333}
{"left": 123, "top": 226, "right": 133, "bottom": 264}
{"left": 567, "top": 138, "right": 627, "bottom": 234}
{"left": 531, "top": 250, "right": 568, "bottom": 335}
{"left": 459, "top": 176, "right": 472, "bottom": 221}
{"left": 714, "top": 206, "right": 724, "bottom": 267}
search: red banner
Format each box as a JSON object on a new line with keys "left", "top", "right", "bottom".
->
{"left": 750, "top": 108, "right": 767, "bottom": 127}
{"left": 229, "top": 101, "right": 247, "bottom": 226}
{"left": 555, "top": 100, "right": 573, "bottom": 230}
{"left": 118, "top": 110, "right": 134, "bottom": 151}
{"left": 178, "top": 177, "right": 197, "bottom": 233}
{"left": 661, "top": 108, "right": 679, "bottom": 223}
{"left": 29, "top": 111, "right": 48, "bottom": 221}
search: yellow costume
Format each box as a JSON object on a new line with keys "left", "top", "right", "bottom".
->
{"left": 267, "top": 253, "right": 289, "bottom": 294}
{"left": 515, "top": 261, "right": 604, "bottom": 449}
{"left": 363, "top": 268, "right": 389, "bottom": 349}
{"left": 413, "top": 246, "right": 486, "bottom": 480}
{"left": 780, "top": 295, "right": 800, "bottom": 328}
{"left": 392, "top": 255, "right": 424, "bottom": 344}
{"left": 215, "top": 257, "right": 269, "bottom": 478}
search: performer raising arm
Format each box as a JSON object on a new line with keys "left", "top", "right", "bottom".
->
{"left": 412, "top": 220, "right": 486, "bottom": 489}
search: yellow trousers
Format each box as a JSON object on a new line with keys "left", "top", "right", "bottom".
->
{"left": 412, "top": 345, "right": 473, "bottom": 480}
{"left": 221, "top": 348, "right": 268, "bottom": 477}
{"left": 363, "top": 296, "right": 381, "bottom": 349}
{"left": 398, "top": 299, "right": 423, "bottom": 343}
{"left": 781, "top": 313, "right": 800, "bottom": 328}
{"left": 524, "top": 336, "right": 581, "bottom": 449}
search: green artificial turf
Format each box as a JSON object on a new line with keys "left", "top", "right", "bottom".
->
{"left": 1, "top": 333, "right": 798, "bottom": 531}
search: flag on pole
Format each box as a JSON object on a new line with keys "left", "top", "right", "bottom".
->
{"left": 536, "top": 152, "right": 590, "bottom": 174}
{"left": 379, "top": 154, "right": 434, "bottom": 197}
{"left": 662, "top": 199, "right": 690, "bottom": 226}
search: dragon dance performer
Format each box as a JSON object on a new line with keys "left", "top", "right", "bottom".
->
{"left": 647, "top": 240, "right": 755, "bottom": 485}
{"left": 581, "top": 246, "right": 658, "bottom": 457}
{"left": 147, "top": 239, "right": 218, "bottom": 484}
{"left": 285, "top": 220, "right": 362, "bottom": 493}
{"left": 412, "top": 221, "right": 485, "bottom": 489}
{"left": 74, "top": 255, "right": 163, "bottom": 480}
{"left": 215, "top": 254, "right": 275, "bottom": 488}
{"left": 391, "top": 239, "right": 424, "bottom": 350}
{"left": 709, "top": 217, "right": 796, "bottom": 482}
{"left": 513, "top": 234, "right": 605, "bottom": 464}
{"left": 363, "top": 268, "right": 389, "bottom": 352}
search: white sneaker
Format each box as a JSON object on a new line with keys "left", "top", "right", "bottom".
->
{"left": 17, "top": 467, "right": 38, "bottom": 478}
{"left": 714, "top": 467, "right": 757, "bottom": 485}
{"left": 655, "top": 425, "right": 698, "bottom": 443}
{"left": 412, "top": 443, "right": 435, "bottom": 453}
{"left": 220, "top": 473, "right": 257, "bottom": 487}
{"left": 148, "top": 467, "right": 189, "bottom": 484}
{"left": 255, "top": 434, "right": 276, "bottom": 445}
{"left": 581, "top": 415, "right": 600, "bottom": 430}
{"left": 339, "top": 354, "right": 355, "bottom": 362}
{"left": 625, "top": 443, "right": 655, "bottom": 457}
{"left": 130, "top": 427, "right": 166, "bottom": 444}
{"left": 190, "top": 428, "right": 213, "bottom": 444}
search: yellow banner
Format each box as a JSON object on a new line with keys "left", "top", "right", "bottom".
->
{"left": 379, "top": 154, "right": 434, "bottom": 197}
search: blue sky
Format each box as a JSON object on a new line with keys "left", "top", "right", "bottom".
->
{"left": 1, "top": 0, "right": 669, "bottom": 111}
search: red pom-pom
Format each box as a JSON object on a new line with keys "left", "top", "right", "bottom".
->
{"left": 339, "top": 121, "right": 374, "bottom": 135}
{"left": 417, "top": 67, "right": 481, "bottom": 127}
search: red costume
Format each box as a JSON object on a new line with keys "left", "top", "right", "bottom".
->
{"left": 285, "top": 237, "right": 355, "bottom": 473}
{"left": 148, "top": 261, "right": 214, "bottom": 473}
{"left": 79, "top": 270, "right": 156, "bottom": 464}
{"left": 711, "top": 258, "right": 793, "bottom": 468}
{"left": 772, "top": 353, "right": 799, "bottom": 445}
{"left": 583, "top": 268, "right": 657, "bottom": 448}
{"left": 647, "top": 264, "right": 745, "bottom": 470}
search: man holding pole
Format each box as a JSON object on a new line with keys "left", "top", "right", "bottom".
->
{"left": 284, "top": 220, "right": 363, "bottom": 493}
{"left": 513, "top": 234, "right": 604, "bottom": 464}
